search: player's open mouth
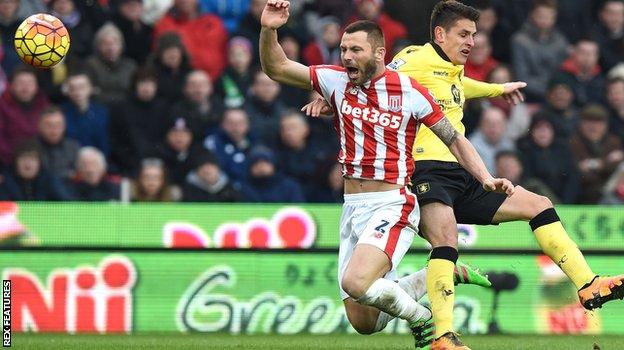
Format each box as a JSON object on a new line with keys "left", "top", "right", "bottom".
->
{"left": 461, "top": 49, "right": 471, "bottom": 56}
{"left": 346, "top": 67, "right": 360, "bottom": 79}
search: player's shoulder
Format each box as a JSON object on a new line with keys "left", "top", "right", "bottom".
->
{"left": 312, "top": 64, "right": 346, "bottom": 73}
{"left": 388, "top": 45, "right": 423, "bottom": 71}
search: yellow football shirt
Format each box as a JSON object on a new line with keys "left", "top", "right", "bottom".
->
{"left": 389, "top": 43, "right": 504, "bottom": 162}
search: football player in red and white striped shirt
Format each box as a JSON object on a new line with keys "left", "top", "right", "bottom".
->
{"left": 260, "top": 1, "right": 513, "bottom": 347}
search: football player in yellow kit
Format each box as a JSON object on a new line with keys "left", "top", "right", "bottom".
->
{"left": 302, "top": 1, "right": 624, "bottom": 349}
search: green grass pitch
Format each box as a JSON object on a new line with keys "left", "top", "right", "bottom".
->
{"left": 13, "top": 333, "right": 624, "bottom": 349}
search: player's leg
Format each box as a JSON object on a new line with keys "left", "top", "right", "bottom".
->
{"left": 412, "top": 162, "right": 466, "bottom": 345}
{"left": 493, "top": 186, "right": 624, "bottom": 309}
{"left": 341, "top": 244, "right": 431, "bottom": 329}
{"left": 340, "top": 189, "right": 434, "bottom": 348}
{"left": 419, "top": 202, "right": 460, "bottom": 340}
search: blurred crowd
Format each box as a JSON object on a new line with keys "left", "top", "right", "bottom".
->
{"left": 0, "top": 0, "right": 622, "bottom": 205}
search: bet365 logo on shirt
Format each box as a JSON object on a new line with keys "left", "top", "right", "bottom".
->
{"left": 340, "top": 99, "right": 403, "bottom": 129}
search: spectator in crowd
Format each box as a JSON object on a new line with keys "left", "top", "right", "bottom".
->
{"left": 0, "top": 66, "right": 50, "bottom": 167}
{"left": 303, "top": 16, "right": 342, "bottom": 66}
{"left": 307, "top": 160, "right": 343, "bottom": 203}
{"left": 494, "top": 150, "right": 560, "bottom": 203}
{"left": 203, "top": 108, "right": 258, "bottom": 185}
{"left": 61, "top": 72, "right": 111, "bottom": 156}
{"left": 111, "top": 0, "right": 153, "bottom": 64}
{"left": 35, "top": 106, "right": 80, "bottom": 179}
{"left": 607, "top": 77, "right": 624, "bottom": 141}
{"left": 49, "top": 0, "right": 96, "bottom": 60}
{"left": 464, "top": 32, "right": 498, "bottom": 82}
{"left": 468, "top": 106, "right": 515, "bottom": 173}
{"left": 234, "top": 0, "right": 265, "bottom": 64}
{"left": 346, "top": 0, "right": 407, "bottom": 64}
{"left": 154, "top": 0, "right": 228, "bottom": 80}
{"left": 518, "top": 115, "right": 580, "bottom": 203}
{"left": 16, "top": 0, "right": 45, "bottom": 21}
{"left": 302, "top": 0, "right": 353, "bottom": 26}
{"left": 240, "top": 145, "right": 304, "bottom": 203}
{"left": 149, "top": 32, "right": 193, "bottom": 103}
{"left": 554, "top": 38, "right": 605, "bottom": 107}
{"left": 533, "top": 76, "right": 579, "bottom": 140}
{"left": 0, "top": 140, "right": 72, "bottom": 201}
{"left": 130, "top": 157, "right": 180, "bottom": 201}
{"left": 215, "top": 36, "right": 254, "bottom": 109}
{"left": 555, "top": 0, "right": 593, "bottom": 44}
{"left": 600, "top": 163, "right": 624, "bottom": 205}
{"left": 511, "top": 0, "right": 569, "bottom": 101}
{"left": 0, "top": 0, "right": 22, "bottom": 74}
{"left": 245, "top": 70, "right": 286, "bottom": 144}
{"left": 110, "top": 68, "right": 168, "bottom": 174}
{"left": 200, "top": 0, "right": 250, "bottom": 33}
{"left": 484, "top": 64, "right": 531, "bottom": 142}
{"left": 182, "top": 152, "right": 241, "bottom": 202}
{"left": 0, "top": 59, "right": 6, "bottom": 97}
{"left": 570, "top": 105, "right": 624, "bottom": 204}
{"left": 592, "top": 0, "right": 624, "bottom": 71}
{"left": 169, "top": 70, "right": 223, "bottom": 137}
{"left": 156, "top": 116, "right": 205, "bottom": 185}
{"left": 277, "top": 30, "right": 310, "bottom": 109}
{"left": 471, "top": 0, "right": 512, "bottom": 63}
{"left": 66, "top": 146, "right": 120, "bottom": 201}
{"left": 86, "top": 23, "right": 138, "bottom": 106}
{"left": 275, "top": 110, "right": 328, "bottom": 201}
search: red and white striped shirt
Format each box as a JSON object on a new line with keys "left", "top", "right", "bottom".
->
{"left": 310, "top": 65, "right": 444, "bottom": 185}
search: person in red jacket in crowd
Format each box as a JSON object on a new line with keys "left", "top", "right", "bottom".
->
{"left": 154, "top": 0, "right": 228, "bottom": 80}
{"left": 345, "top": 0, "right": 407, "bottom": 64}
{"left": 0, "top": 66, "right": 50, "bottom": 168}
{"left": 464, "top": 32, "right": 499, "bottom": 82}
{"left": 303, "top": 16, "right": 342, "bottom": 66}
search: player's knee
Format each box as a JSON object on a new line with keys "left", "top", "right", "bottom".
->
{"left": 529, "top": 193, "right": 554, "bottom": 218}
{"left": 351, "top": 323, "right": 376, "bottom": 335}
{"left": 341, "top": 274, "right": 369, "bottom": 300}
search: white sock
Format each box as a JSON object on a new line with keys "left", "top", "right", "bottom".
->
{"left": 373, "top": 270, "right": 429, "bottom": 331}
{"left": 398, "top": 268, "right": 428, "bottom": 301}
{"left": 357, "top": 278, "right": 431, "bottom": 326}
{"left": 373, "top": 311, "right": 394, "bottom": 332}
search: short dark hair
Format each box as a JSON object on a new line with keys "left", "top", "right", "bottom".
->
{"left": 14, "top": 139, "right": 42, "bottom": 160}
{"left": 9, "top": 65, "right": 37, "bottom": 83}
{"left": 495, "top": 150, "right": 520, "bottom": 163}
{"left": 531, "top": 0, "right": 557, "bottom": 11}
{"left": 607, "top": 77, "right": 624, "bottom": 88}
{"left": 40, "top": 105, "right": 63, "bottom": 118}
{"left": 430, "top": 1, "right": 480, "bottom": 41}
{"left": 344, "top": 20, "right": 385, "bottom": 50}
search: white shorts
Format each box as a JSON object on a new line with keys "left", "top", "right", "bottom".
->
{"left": 337, "top": 187, "right": 420, "bottom": 300}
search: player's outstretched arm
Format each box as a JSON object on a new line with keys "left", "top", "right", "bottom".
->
{"left": 464, "top": 77, "right": 527, "bottom": 105}
{"left": 259, "top": 0, "right": 311, "bottom": 90}
{"left": 429, "top": 117, "right": 515, "bottom": 196}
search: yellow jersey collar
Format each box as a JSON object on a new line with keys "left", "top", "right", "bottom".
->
{"left": 430, "top": 41, "right": 453, "bottom": 63}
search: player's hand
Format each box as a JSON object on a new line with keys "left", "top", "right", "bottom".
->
{"left": 301, "top": 97, "right": 333, "bottom": 117}
{"left": 483, "top": 178, "right": 515, "bottom": 196}
{"left": 502, "top": 81, "right": 526, "bottom": 106}
{"left": 261, "top": 0, "right": 290, "bottom": 30}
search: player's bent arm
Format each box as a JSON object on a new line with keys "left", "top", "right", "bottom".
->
{"left": 463, "top": 77, "right": 504, "bottom": 100}
{"left": 260, "top": 27, "right": 311, "bottom": 90}
{"left": 429, "top": 117, "right": 492, "bottom": 184}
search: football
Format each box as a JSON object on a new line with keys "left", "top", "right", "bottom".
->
{"left": 14, "top": 13, "right": 70, "bottom": 69}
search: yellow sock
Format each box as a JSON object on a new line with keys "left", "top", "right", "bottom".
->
{"left": 427, "top": 258, "right": 455, "bottom": 338}
{"left": 533, "top": 217, "right": 595, "bottom": 289}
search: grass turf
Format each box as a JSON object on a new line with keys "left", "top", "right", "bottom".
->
{"left": 12, "top": 333, "right": 624, "bottom": 350}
